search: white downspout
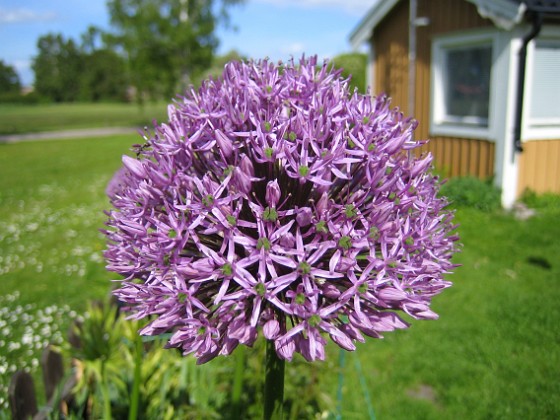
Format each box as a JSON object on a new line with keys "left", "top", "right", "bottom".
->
{"left": 493, "top": 32, "right": 522, "bottom": 209}
{"left": 368, "top": 41, "right": 375, "bottom": 93}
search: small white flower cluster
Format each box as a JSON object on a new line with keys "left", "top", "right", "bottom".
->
{"left": 0, "top": 184, "right": 105, "bottom": 278}
{"left": 0, "top": 292, "right": 79, "bottom": 411}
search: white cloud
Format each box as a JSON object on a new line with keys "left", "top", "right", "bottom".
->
{"left": 0, "top": 8, "right": 57, "bottom": 24}
{"left": 12, "top": 60, "right": 33, "bottom": 86}
{"left": 280, "top": 42, "right": 306, "bottom": 55}
{"left": 11, "top": 59, "right": 31, "bottom": 71}
{"left": 254, "top": 0, "right": 370, "bottom": 15}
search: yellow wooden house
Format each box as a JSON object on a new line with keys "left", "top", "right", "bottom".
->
{"left": 350, "top": 0, "right": 560, "bottom": 207}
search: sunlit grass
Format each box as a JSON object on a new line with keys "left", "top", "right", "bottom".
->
{"left": 331, "top": 206, "right": 560, "bottom": 419}
{"left": 0, "top": 135, "right": 135, "bottom": 307}
{"left": 0, "top": 135, "right": 137, "bottom": 412}
{"left": 0, "top": 134, "right": 559, "bottom": 418}
{"left": 0, "top": 102, "right": 168, "bottom": 135}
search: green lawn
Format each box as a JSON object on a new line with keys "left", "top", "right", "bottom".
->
{"left": 0, "top": 135, "right": 559, "bottom": 418}
{"left": 0, "top": 135, "right": 135, "bottom": 307}
{"left": 0, "top": 102, "right": 169, "bottom": 135}
{"left": 333, "top": 206, "right": 560, "bottom": 419}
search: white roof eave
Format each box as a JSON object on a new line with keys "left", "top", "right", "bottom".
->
{"left": 467, "top": 0, "right": 527, "bottom": 30}
{"left": 349, "top": 0, "right": 528, "bottom": 49}
{"left": 349, "top": 0, "right": 400, "bottom": 49}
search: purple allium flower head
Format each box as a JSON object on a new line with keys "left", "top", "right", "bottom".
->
{"left": 104, "top": 56, "right": 459, "bottom": 363}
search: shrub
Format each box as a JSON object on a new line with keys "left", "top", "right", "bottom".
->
{"left": 439, "top": 176, "right": 501, "bottom": 211}
{"left": 52, "top": 299, "right": 330, "bottom": 419}
{"left": 520, "top": 190, "right": 560, "bottom": 211}
{"left": 0, "top": 91, "right": 48, "bottom": 105}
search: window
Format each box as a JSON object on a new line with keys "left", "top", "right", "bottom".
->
{"left": 522, "top": 26, "right": 560, "bottom": 140}
{"left": 431, "top": 32, "right": 495, "bottom": 139}
{"left": 527, "top": 40, "right": 560, "bottom": 127}
{"left": 445, "top": 46, "right": 492, "bottom": 123}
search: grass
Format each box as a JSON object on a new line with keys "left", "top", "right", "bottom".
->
{"left": 0, "top": 135, "right": 135, "bottom": 412}
{"left": 0, "top": 102, "right": 169, "bottom": 135}
{"left": 332, "top": 206, "right": 560, "bottom": 419}
{"left": 0, "top": 135, "right": 135, "bottom": 308}
{"left": 1, "top": 135, "right": 559, "bottom": 418}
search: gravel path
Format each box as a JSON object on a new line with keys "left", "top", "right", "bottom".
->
{"left": 0, "top": 127, "right": 139, "bottom": 144}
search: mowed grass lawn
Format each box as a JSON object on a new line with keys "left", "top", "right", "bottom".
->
{"left": 0, "top": 102, "right": 169, "bottom": 135}
{"left": 0, "top": 135, "right": 559, "bottom": 418}
{"left": 0, "top": 135, "right": 134, "bottom": 307}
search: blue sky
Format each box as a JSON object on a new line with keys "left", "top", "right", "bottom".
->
{"left": 0, "top": 0, "right": 372, "bottom": 87}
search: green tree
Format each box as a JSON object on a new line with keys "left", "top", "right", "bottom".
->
{"left": 79, "top": 49, "right": 128, "bottom": 102}
{"left": 0, "top": 60, "right": 21, "bottom": 93}
{"left": 197, "top": 49, "right": 246, "bottom": 84}
{"left": 80, "top": 26, "right": 130, "bottom": 102}
{"left": 105, "top": 0, "right": 244, "bottom": 102}
{"left": 332, "top": 52, "right": 368, "bottom": 94}
{"left": 32, "top": 34, "right": 83, "bottom": 102}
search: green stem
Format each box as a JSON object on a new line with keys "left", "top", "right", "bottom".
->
{"left": 101, "top": 361, "right": 112, "bottom": 420}
{"left": 128, "top": 335, "right": 143, "bottom": 420}
{"left": 231, "top": 344, "right": 246, "bottom": 418}
{"left": 263, "top": 340, "right": 285, "bottom": 420}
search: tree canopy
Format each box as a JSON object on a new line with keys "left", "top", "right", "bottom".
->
{"left": 32, "top": 34, "right": 83, "bottom": 102}
{"left": 105, "top": 0, "right": 244, "bottom": 101}
{"left": 332, "top": 52, "right": 368, "bottom": 94}
{"left": 28, "top": 0, "right": 243, "bottom": 103}
{"left": 31, "top": 33, "right": 128, "bottom": 102}
{"left": 0, "top": 60, "right": 21, "bottom": 93}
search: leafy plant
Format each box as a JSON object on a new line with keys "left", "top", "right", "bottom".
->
{"left": 52, "top": 298, "right": 333, "bottom": 419}
{"left": 520, "top": 189, "right": 560, "bottom": 211}
{"left": 439, "top": 176, "right": 501, "bottom": 211}
{"left": 332, "top": 52, "right": 368, "bottom": 93}
{"left": 63, "top": 301, "right": 128, "bottom": 418}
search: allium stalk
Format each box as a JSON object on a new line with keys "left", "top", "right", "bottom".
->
{"left": 104, "top": 56, "right": 458, "bottom": 412}
{"left": 264, "top": 339, "right": 284, "bottom": 419}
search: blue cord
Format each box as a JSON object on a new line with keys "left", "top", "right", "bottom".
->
{"left": 335, "top": 348, "right": 346, "bottom": 420}
{"left": 354, "top": 352, "right": 376, "bottom": 420}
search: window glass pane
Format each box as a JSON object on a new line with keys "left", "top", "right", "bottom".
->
{"left": 445, "top": 46, "right": 492, "bottom": 122}
{"left": 529, "top": 42, "right": 560, "bottom": 122}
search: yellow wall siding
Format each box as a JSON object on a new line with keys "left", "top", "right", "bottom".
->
{"left": 518, "top": 140, "right": 560, "bottom": 195}
{"left": 372, "top": 0, "right": 495, "bottom": 179}
{"left": 374, "top": 1, "right": 409, "bottom": 115}
{"left": 418, "top": 137, "right": 495, "bottom": 178}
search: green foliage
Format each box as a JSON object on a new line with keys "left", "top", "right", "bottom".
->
{"left": 66, "top": 301, "right": 126, "bottom": 418}
{"left": 0, "top": 60, "right": 21, "bottom": 98}
{"left": 58, "top": 300, "right": 229, "bottom": 418}
{"left": 197, "top": 49, "right": 247, "bottom": 85}
{"left": 78, "top": 49, "right": 129, "bottom": 102}
{"left": 520, "top": 189, "right": 560, "bottom": 212}
{"left": 439, "top": 176, "right": 501, "bottom": 211}
{"left": 32, "top": 34, "right": 84, "bottom": 102}
{"left": 0, "top": 91, "right": 48, "bottom": 105}
{"left": 331, "top": 52, "right": 368, "bottom": 94}
{"left": 32, "top": 32, "right": 129, "bottom": 103}
{"left": 57, "top": 299, "right": 332, "bottom": 419}
{"left": 105, "top": 0, "right": 244, "bottom": 101}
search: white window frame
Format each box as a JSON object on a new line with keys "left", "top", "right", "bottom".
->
{"left": 522, "top": 26, "right": 560, "bottom": 140}
{"left": 430, "top": 30, "right": 498, "bottom": 140}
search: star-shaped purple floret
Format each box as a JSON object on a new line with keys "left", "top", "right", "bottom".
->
{"left": 104, "top": 56, "right": 459, "bottom": 363}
